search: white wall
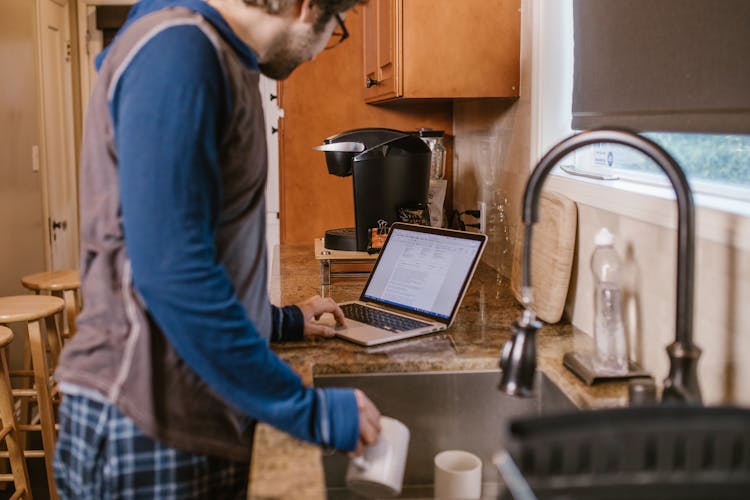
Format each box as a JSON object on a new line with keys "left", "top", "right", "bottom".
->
{"left": 1, "top": 0, "right": 48, "bottom": 374}
{"left": 452, "top": 0, "right": 750, "bottom": 405}
{"left": 0, "top": 0, "right": 46, "bottom": 296}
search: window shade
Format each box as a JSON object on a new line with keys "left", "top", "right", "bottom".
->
{"left": 572, "top": 0, "right": 750, "bottom": 133}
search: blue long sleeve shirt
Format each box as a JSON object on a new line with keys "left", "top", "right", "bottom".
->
{"left": 102, "top": 0, "right": 358, "bottom": 452}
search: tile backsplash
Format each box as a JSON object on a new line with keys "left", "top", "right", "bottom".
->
{"left": 453, "top": 99, "right": 526, "bottom": 281}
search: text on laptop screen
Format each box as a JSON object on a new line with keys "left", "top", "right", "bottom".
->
{"left": 362, "top": 228, "right": 483, "bottom": 319}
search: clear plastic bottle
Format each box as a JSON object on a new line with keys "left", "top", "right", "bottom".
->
{"left": 591, "top": 228, "right": 629, "bottom": 375}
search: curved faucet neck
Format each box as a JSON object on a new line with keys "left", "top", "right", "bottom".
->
{"left": 519, "top": 128, "right": 701, "bottom": 404}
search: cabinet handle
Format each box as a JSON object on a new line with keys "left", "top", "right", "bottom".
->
{"left": 270, "top": 94, "right": 278, "bottom": 101}
{"left": 365, "top": 77, "right": 379, "bottom": 88}
{"left": 271, "top": 127, "right": 278, "bottom": 134}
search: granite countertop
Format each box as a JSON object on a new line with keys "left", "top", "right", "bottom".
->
{"left": 248, "top": 243, "right": 630, "bottom": 499}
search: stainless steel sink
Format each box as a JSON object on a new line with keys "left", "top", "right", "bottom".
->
{"left": 314, "top": 369, "right": 576, "bottom": 499}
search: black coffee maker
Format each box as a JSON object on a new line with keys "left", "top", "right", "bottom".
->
{"left": 314, "top": 128, "right": 431, "bottom": 252}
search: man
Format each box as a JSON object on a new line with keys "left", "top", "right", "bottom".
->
{"left": 53, "top": 0, "right": 379, "bottom": 497}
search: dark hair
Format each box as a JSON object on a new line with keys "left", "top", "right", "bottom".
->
{"left": 310, "top": 0, "right": 367, "bottom": 30}
{"left": 242, "top": 0, "right": 367, "bottom": 22}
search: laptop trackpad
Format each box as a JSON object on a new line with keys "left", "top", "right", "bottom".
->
{"left": 313, "top": 314, "right": 366, "bottom": 334}
{"left": 339, "top": 324, "right": 396, "bottom": 343}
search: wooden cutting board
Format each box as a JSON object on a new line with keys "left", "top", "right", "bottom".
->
{"left": 510, "top": 191, "right": 577, "bottom": 324}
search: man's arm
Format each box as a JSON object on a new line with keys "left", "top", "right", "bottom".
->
{"left": 113, "top": 25, "right": 358, "bottom": 451}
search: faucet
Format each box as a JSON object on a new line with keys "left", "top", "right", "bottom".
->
{"left": 499, "top": 128, "right": 703, "bottom": 405}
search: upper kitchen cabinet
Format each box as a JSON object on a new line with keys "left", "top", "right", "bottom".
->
{"left": 362, "top": 0, "right": 520, "bottom": 103}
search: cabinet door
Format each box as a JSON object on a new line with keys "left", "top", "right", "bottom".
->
{"left": 363, "top": 0, "right": 520, "bottom": 103}
{"left": 402, "top": 0, "right": 520, "bottom": 99}
{"left": 363, "top": 0, "right": 400, "bottom": 102}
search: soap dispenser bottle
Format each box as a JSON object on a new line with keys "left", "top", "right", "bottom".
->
{"left": 591, "top": 228, "right": 629, "bottom": 375}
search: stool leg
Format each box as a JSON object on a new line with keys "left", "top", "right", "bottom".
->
{"left": 62, "top": 290, "right": 78, "bottom": 338}
{"left": 0, "top": 348, "right": 32, "bottom": 499}
{"left": 50, "top": 292, "right": 67, "bottom": 338}
{"left": 27, "top": 320, "right": 58, "bottom": 500}
{"left": 42, "top": 315, "right": 62, "bottom": 371}
{"left": 17, "top": 337, "right": 32, "bottom": 453}
{"left": 51, "top": 290, "right": 77, "bottom": 341}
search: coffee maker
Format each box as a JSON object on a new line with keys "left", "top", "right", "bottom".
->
{"left": 314, "top": 128, "right": 431, "bottom": 252}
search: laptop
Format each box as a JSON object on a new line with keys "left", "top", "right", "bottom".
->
{"left": 332, "top": 223, "right": 487, "bottom": 346}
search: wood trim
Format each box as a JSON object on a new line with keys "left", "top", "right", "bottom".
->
{"left": 68, "top": 0, "right": 84, "bottom": 246}
{"left": 32, "top": 0, "right": 53, "bottom": 270}
{"left": 76, "top": 1, "right": 91, "bottom": 117}
{"left": 395, "top": 0, "right": 403, "bottom": 98}
{"left": 278, "top": 97, "right": 288, "bottom": 244}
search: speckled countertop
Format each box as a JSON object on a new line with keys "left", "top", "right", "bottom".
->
{"left": 248, "top": 244, "right": 630, "bottom": 499}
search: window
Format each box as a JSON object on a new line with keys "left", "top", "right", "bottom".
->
{"left": 538, "top": 0, "right": 750, "bottom": 205}
{"left": 642, "top": 133, "right": 750, "bottom": 189}
{"left": 567, "top": 133, "right": 750, "bottom": 200}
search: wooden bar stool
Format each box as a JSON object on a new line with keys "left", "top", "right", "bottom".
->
{"left": 0, "top": 326, "right": 33, "bottom": 499}
{"left": 0, "top": 296, "right": 64, "bottom": 500}
{"left": 21, "top": 270, "right": 81, "bottom": 340}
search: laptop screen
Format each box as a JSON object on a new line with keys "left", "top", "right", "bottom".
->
{"left": 361, "top": 224, "right": 486, "bottom": 322}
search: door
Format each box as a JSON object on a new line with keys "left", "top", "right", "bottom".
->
{"left": 259, "top": 75, "right": 282, "bottom": 276}
{"left": 37, "top": 0, "right": 79, "bottom": 270}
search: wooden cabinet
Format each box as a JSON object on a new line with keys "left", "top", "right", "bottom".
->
{"left": 362, "top": 0, "right": 399, "bottom": 101}
{"left": 362, "top": 0, "right": 521, "bottom": 103}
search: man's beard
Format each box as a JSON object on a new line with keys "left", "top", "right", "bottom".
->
{"left": 259, "top": 52, "right": 302, "bottom": 80}
{"left": 259, "top": 24, "right": 323, "bottom": 80}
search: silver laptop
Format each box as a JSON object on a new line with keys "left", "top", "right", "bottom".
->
{"left": 334, "top": 223, "right": 487, "bottom": 346}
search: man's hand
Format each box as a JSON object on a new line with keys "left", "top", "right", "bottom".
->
{"left": 296, "top": 295, "right": 346, "bottom": 339}
{"left": 351, "top": 389, "right": 381, "bottom": 456}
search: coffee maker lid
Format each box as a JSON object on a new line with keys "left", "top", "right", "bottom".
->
{"left": 354, "top": 134, "right": 430, "bottom": 162}
{"left": 321, "top": 127, "right": 406, "bottom": 148}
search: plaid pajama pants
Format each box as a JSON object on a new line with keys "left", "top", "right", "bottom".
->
{"left": 53, "top": 394, "right": 250, "bottom": 499}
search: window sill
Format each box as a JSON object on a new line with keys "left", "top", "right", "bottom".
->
{"left": 545, "top": 169, "right": 750, "bottom": 252}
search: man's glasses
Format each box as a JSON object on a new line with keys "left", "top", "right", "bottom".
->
{"left": 325, "top": 13, "right": 349, "bottom": 50}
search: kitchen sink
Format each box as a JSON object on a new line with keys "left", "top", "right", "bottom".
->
{"left": 314, "top": 369, "right": 576, "bottom": 499}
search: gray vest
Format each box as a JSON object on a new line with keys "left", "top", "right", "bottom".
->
{"left": 55, "top": 7, "right": 270, "bottom": 461}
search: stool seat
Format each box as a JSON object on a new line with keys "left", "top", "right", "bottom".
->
{"left": 0, "top": 325, "right": 12, "bottom": 349}
{"left": 0, "top": 296, "right": 65, "bottom": 323}
{"left": 21, "top": 269, "right": 80, "bottom": 292}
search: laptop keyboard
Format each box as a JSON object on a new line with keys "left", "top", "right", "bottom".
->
{"left": 341, "top": 303, "right": 431, "bottom": 333}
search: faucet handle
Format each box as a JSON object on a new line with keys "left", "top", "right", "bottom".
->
{"left": 499, "top": 314, "right": 541, "bottom": 398}
{"left": 628, "top": 378, "right": 657, "bottom": 406}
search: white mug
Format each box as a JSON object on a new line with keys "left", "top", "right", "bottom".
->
{"left": 346, "top": 416, "right": 410, "bottom": 498}
{"left": 434, "top": 450, "right": 482, "bottom": 499}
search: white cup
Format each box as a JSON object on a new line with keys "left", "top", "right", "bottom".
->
{"left": 346, "top": 416, "right": 410, "bottom": 498}
{"left": 434, "top": 450, "right": 483, "bottom": 499}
